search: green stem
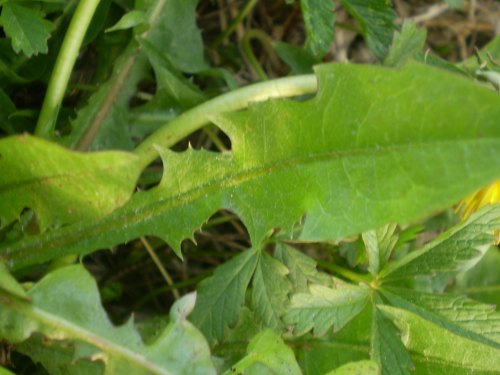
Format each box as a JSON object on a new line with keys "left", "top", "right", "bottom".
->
{"left": 210, "top": 0, "right": 259, "bottom": 50}
{"left": 134, "top": 74, "right": 318, "bottom": 170}
{"left": 241, "top": 29, "right": 275, "bottom": 81}
{"left": 35, "top": 0, "right": 100, "bottom": 138}
{"left": 316, "top": 259, "right": 372, "bottom": 284}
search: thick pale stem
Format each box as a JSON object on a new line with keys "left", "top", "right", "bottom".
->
{"left": 35, "top": 0, "right": 100, "bottom": 138}
{"left": 134, "top": 74, "right": 318, "bottom": 169}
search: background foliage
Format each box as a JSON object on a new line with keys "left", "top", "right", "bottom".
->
{"left": 1, "top": 0, "right": 500, "bottom": 374}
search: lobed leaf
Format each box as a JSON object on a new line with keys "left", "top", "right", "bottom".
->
{"left": 144, "top": 0, "right": 207, "bottom": 73}
{"left": 293, "top": 304, "right": 372, "bottom": 374}
{"left": 274, "top": 244, "right": 332, "bottom": 292}
{"left": 379, "top": 305, "right": 500, "bottom": 373}
{"left": 5, "top": 62, "right": 500, "bottom": 269}
{"left": 300, "top": 0, "right": 335, "bottom": 58}
{"left": 380, "top": 205, "right": 500, "bottom": 280}
{"left": 222, "top": 329, "right": 302, "bottom": 375}
{"left": 362, "top": 223, "right": 398, "bottom": 275}
{"left": 0, "top": 265, "right": 215, "bottom": 375}
{"left": 0, "top": 134, "right": 141, "bottom": 231}
{"left": 382, "top": 288, "right": 500, "bottom": 347}
{"left": 17, "top": 335, "right": 104, "bottom": 375}
{"left": 251, "top": 252, "right": 291, "bottom": 332}
{"left": 141, "top": 39, "right": 205, "bottom": 110}
{"left": 284, "top": 284, "right": 370, "bottom": 336}
{"left": 0, "top": 2, "right": 52, "bottom": 57}
{"left": 341, "top": 0, "right": 396, "bottom": 59}
{"left": 384, "top": 20, "right": 426, "bottom": 68}
{"left": 371, "top": 301, "right": 414, "bottom": 375}
{"left": 190, "top": 249, "right": 259, "bottom": 344}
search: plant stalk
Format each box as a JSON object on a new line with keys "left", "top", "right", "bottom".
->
{"left": 134, "top": 74, "right": 318, "bottom": 169}
{"left": 210, "top": 0, "right": 259, "bottom": 50}
{"left": 35, "top": 0, "right": 100, "bottom": 138}
{"left": 75, "top": 0, "right": 167, "bottom": 151}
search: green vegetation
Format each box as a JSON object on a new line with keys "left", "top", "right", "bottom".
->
{"left": 1, "top": 1, "right": 500, "bottom": 373}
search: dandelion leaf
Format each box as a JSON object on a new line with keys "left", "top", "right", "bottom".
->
{"left": 5, "top": 62, "right": 500, "bottom": 270}
{"left": 0, "top": 265, "right": 216, "bottom": 375}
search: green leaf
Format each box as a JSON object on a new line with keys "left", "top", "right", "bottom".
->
{"left": 300, "top": 0, "right": 335, "bottom": 58}
{"left": 382, "top": 288, "right": 500, "bottom": 347}
{"left": 273, "top": 42, "right": 317, "bottom": 74}
{"left": 295, "top": 304, "right": 372, "bottom": 374}
{"left": 0, "top": 2, "right": 53, "bottom": 57}
{"left": 251, "top": 252, "right": 291, "bottom": 332}
{"left": 65, "top": 0, "right": 206, "bottom": 150}
{"left": 0, "top": 366, "right": 15, "bottom": 375}
{"left": 362, "top": 223, "right": 397, "bottom": 275}
{"left": 190, "top": 250, "right": 259, "bottom": 344}
{"left": 0, "top": 135, "right": 141, "bottom": 231}
{"left": 384, "top": 21, "right": 426, "bottom": 67}
{"left": 274, "top": 244, "right": 332, "bottom": 292}
{"left": 445, "top": 0, "right": 464, "bottom": 9}
{"left": 325, "top": 360, "right": 379, "bottom": 375}
{"left": 379, "top": 305, "right": 500, "bottom": 373}
{"left": 63, "top": 42, "right": 147, "bottom": 151}
{"left": 380, "top": 205, "right": 500, "bottom": 281}
{"left": 145, "top": 0, "right": 207, "bottom": 73}
{"left": 341, "top": 0, "right": 396, "bottom": 59}
{"left": 460, "top": 35, "right": 500, "bottom": 72}
{"left": 0, "top": 262, "right": 26, "bottom": 298}
{"left": 141, "top": 38, "right": 205, "bottom": 110}
{"left": 17, "top": 335, "right": 104, "bottom": 375}
{"left": 371, "top": 301, "right": 414, "bottom": 374}
{"left": 106, "top": 10, "right": 147, "bottom": 33}
{"left": 222, "top": 330, "right": 301, "bottom": 375}
{"left": 217, "top": 306, "right": 262, "bottom": 369}
{"left": 6, "top": 62, "right": 500, "bottom": 269}
{"left": 0, "top": 88, "right": 16, "bottom": 134}
{"left": 284, "top": 284, "right": 370, "bottom": 336}
{"left": 0, "top": 265, "right": 216, "bottom": 375}
{"left": 453, "top": 246, "right": 500, "bottom": 305}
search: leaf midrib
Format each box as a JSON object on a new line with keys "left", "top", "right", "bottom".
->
{"left": 4, "top": 137, "right": 499, "bottom": 267}
{"left": 0, "top": 288, "right": 172, "bottom": 375}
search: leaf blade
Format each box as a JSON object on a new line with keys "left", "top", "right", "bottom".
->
{"left": 0, "top": 266, "right": 215, "bottom": 375}
{"left": 379, "top": 305, "right": 500, "bottom": 372}
{"left": 0, "top": 2, "right": 52, "bottom": 57}
{"left": 190, "top": 250, "right": 259, "bottom": 344}
{"left": 222, "top": 330, "right": 301, "bottom": 375}
{"left": 0, "top": 135, "right": 141, "bottom": 231}
{"left": 5, "top": 63, "right": 500, "bottom": 269}
{"left": 380, "top": 205, "right": 500, "bottom": 280}
{"left": 284, "top": 284, "right": 370, "bottom": 336}
{"left": 300, "top": 0, "right": 335, "bottom": 58}
{"left": 341, "top": 0, "right": 396, "bottom": 59}
{"left": 251, "top": 252, "right": 292, "bottom": 332}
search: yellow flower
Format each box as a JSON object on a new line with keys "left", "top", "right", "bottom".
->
{"left": 456, "top": 180, "right": 500, "bottom": 243}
